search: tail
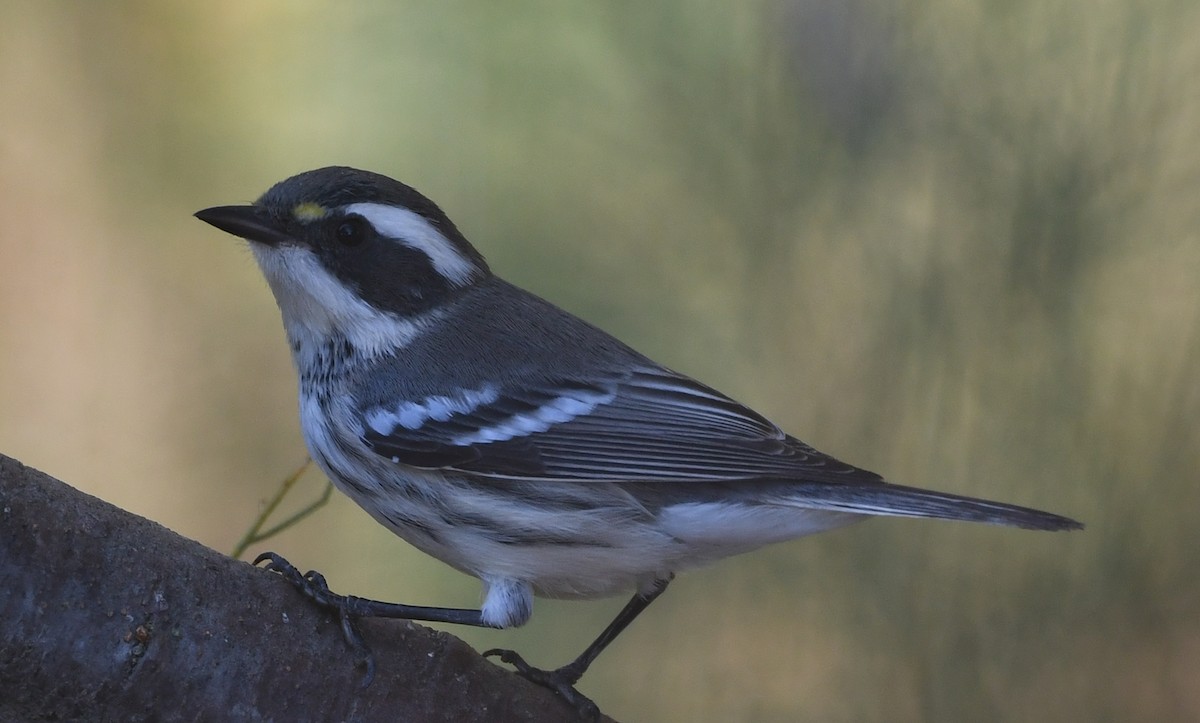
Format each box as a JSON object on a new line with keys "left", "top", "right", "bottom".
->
{"left": 786, "top": 482, "right": 1083, "bottom": 531}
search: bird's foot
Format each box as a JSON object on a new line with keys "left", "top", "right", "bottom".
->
{"left": 484, "top": 648, "right": 600, "bottom": 720}
{"left": 255, "top": 551, "right": 377, "bottom": 686}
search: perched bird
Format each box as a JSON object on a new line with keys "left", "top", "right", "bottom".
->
{"left": 196, "top": 166, "right": 1082, "bottom": 715}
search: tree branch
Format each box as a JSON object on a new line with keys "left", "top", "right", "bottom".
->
{"left": 0, "top": 453, "right": 609, "bottom": 722}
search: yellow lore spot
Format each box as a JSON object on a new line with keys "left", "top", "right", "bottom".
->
{"left": 292, "top": 202, "right": 328, "bottom": 221}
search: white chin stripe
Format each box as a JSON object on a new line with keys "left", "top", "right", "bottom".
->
{"left": 251, "top": 243, "right": 427, "bottom": 356}
{"left": 346, "top": 202, "right": 477, "bottom": 287}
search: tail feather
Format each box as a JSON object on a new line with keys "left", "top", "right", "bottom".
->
{"left": 785, "top": 482, "right": 1083, "bottom": 531}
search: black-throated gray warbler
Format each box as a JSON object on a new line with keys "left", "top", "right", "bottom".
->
{"left": 196, "top": 167, "right": 1082, "bottom": 714}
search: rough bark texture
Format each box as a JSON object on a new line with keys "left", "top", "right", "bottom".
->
{"left": 0, "top": 453, "right": 611, "bottom": 722}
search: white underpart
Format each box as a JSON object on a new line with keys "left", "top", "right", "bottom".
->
{"left": 480, "top": 576, "right": 534, "bottom": 628}
{"left": 250, "top": 243, "right": 429, "bottom": 360}
{"left": 364, "top": 385, "right": 501, "bottom": 435}
{"left": 306, "top": 389, "right": 863, "bottom": 611}
{"left": 450, "top": 389, "right": 616, "bottom": 445}
{"left": 659, "top": 501, "right": 861, "bottom": 553}
{"left": 346, "top": 202, "right": 477, "bottom": 287}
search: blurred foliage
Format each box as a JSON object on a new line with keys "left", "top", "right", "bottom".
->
{"left": 1, "top": 0, "right": 1197, "bottom": 720}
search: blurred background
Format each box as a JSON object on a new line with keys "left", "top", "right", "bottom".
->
{"left": 1, "top": 1, "right": 1197, "bottom": 720}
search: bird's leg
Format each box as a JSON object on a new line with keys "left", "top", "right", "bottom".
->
{"left": 255, "top": 552, "right": 493, "bottom": 686}
{"left": 484, "top": 576, "right": 673, "bottom": 719}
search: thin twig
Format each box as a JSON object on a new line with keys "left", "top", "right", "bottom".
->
{"left": 231, "top": 458, "right": 332, "bottom": 559}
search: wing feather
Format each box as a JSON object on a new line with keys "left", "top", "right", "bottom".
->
{"left": 360, "top": 365, "right": 881, "bottom": 485}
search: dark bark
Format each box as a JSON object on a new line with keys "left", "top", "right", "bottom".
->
{"left": 0, "top": 453, "right": 610, "bottom": 722}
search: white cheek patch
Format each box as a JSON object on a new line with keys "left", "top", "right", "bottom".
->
{"left": 252, "top": 243, "right": 348, "bottom": 326}
{"left": 365, "top": 385, "right": 501, "bottom": 436}
{"left": 346, "top": 202, "right": 478, "bottom": 287}
{"left": 251, "top": 243, "right": 426, "bottom": 357}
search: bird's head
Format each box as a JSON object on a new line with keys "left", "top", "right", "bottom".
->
{"left": 195, "top": 167, "right": 490, "bottom": 355}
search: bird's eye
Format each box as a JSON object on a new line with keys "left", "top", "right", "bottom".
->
{"left": 335, "top": 217, "right": 368, "bottom": 246}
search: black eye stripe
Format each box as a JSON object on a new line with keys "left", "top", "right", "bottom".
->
{"left": 318, "top": 222, "right": 455, "bottom": 315}
{"left": 335, "top": 216, "right": 369, "bottom": 246}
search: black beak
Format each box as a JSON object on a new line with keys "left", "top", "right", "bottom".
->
{"left": 194, "top": 205, "right": 292, "bottom": 247}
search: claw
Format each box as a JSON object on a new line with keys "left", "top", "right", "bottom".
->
{"left": 255, "top": 551, "right": 378, "bottom": 687}
{"left": 254, "top": 552, "right": 303, "bottom": 583}
{"left": 484, "top": 648, "right": 600, "bottom": 720}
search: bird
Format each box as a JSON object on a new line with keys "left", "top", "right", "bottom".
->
{"left": 195, "top": 166, "right": 1082, "bottom": 716}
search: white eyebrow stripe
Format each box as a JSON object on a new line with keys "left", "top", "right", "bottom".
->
{"left": 346, "top": 202, "right": 478, "bottom": 287}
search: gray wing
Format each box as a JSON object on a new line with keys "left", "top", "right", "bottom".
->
{"left": 358, "top": 364, "right": 883, "bottom": 485}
